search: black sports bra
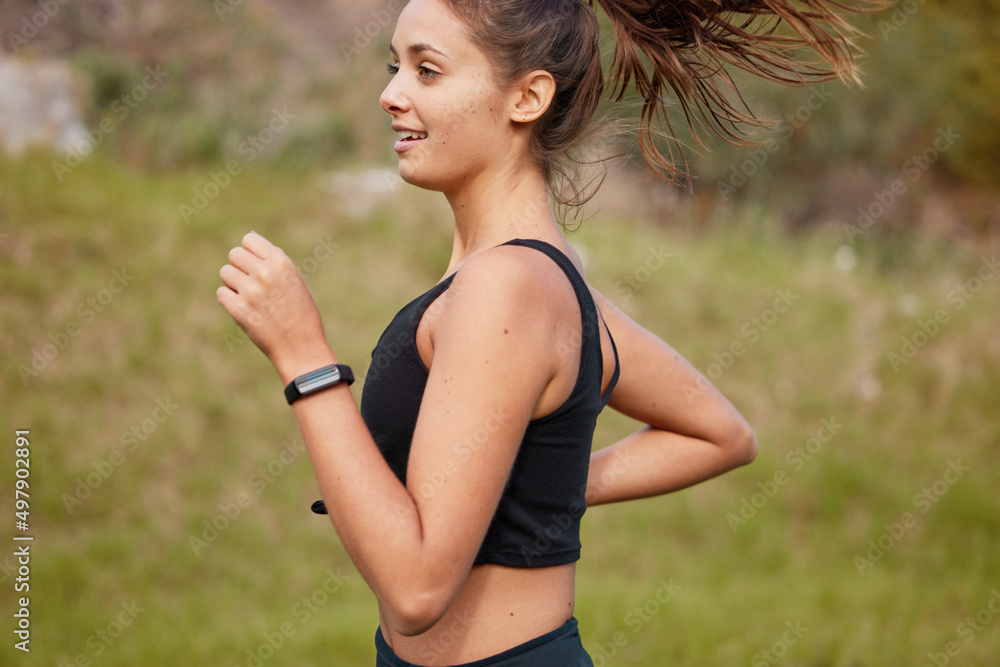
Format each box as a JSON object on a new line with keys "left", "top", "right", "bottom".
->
{"left": 317, "top": 238, "right": 619, "bottom": 567}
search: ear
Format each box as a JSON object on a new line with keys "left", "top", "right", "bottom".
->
{"left": 508, "top": 70, "right": 556, "bottom": 124}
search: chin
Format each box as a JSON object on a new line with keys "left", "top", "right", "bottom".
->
{"left": 397, "top": 160, "right": 448, "bottom": 193}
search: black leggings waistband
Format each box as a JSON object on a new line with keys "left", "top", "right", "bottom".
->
{"left": 375, "top": 617, "right": 593, "bottom": 667}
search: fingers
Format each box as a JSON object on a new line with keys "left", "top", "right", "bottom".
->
{"left": 216, "top": 285, "right": 245, "bottom": 324}
{"left": 219, "top": 264, "right": 246, "bottom": 292}
{"left": 216, "top": 284, "right": 235, "bottom": 306}
{"left": 227, "top": 246, "right": 261, "bottom": 274}
{"left": 242, "top": 231, "right": 277, "bottom": 259}
{"left": 219, "top": 230, "right": 291, "bottom": 302}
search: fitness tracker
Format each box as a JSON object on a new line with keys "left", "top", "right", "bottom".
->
{"left": 284, "top": 364, "right": 354, "bottom": 405}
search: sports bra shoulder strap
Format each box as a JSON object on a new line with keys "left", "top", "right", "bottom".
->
{"left": 499, "top": 238, "right": 597, "bottom": 315}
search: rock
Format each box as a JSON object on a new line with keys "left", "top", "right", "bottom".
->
{"left": 0, "top": 55, "right": 89, "bottom": 156}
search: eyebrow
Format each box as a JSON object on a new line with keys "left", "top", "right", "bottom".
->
{"left": 389, "top": 42, "right": 450, "bottom": 59}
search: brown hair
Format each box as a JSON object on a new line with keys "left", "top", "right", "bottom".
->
{"left": 439, "top": 0, "right": 883, "bottom": 205}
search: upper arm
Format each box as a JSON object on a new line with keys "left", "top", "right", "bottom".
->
{"left": 594, "top": 290, "right": 756, "bottom": 451}
{"left": 399, "top": 248, "right": 567, "bottom": 609}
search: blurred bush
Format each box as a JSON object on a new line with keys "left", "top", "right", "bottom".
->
{"left": 585, "top": 0, "right": 999, "bottom": 236}
{"left": 683, "top": 0, "right": 1000, "bottom": 233}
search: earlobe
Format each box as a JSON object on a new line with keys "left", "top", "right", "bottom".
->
{"left": 510, "top": 70, "right": 556, "bottom": 124}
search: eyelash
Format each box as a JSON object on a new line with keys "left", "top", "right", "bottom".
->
{"left": 385, "top": 63, "right": 438, "bottom": 79}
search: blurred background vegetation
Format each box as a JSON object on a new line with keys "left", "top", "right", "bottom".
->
{"left": 1, "top": 0, "right": 998, "bottom": 665}
{"left": 3, "top": 0, "right": 998, "bottom": 232}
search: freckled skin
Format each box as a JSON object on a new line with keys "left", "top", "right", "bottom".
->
{"left": 379, "top": 3, "right": 512, "bottom": 196}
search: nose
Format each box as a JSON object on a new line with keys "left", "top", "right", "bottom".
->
{"left": 380, "top": 75, "right": 409, "bottom": 116}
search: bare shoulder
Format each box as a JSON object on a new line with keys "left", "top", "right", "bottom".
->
{"left": 432, "top": 243, "right": 579, "bottom": 336}
{"left": 459, "top": 242, "right": 578, "bottom": 293}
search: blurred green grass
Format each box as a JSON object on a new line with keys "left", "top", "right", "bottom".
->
{"left": 1, "top": 153, "right": 998, "bottom": 666}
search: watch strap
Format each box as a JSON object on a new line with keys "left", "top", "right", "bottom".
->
{"left": 284, "top": 363, "right": 354, "bottom": 405}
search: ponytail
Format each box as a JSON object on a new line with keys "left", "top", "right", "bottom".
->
{"left": 591, "top": 0, "right": 885, "bottom": 187}
{"left": 440, "top": 0, "right": 883, "bottom": 204}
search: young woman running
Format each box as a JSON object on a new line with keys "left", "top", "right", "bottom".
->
{"left": 218, "top": 0, "right": 873, "bottom": 664}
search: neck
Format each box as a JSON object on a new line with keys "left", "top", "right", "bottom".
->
{"left": 443, "top": 160, "right": 563, "bottom": 271}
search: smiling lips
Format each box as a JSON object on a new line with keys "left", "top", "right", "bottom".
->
{"left": 394, "top": 129, "right": 427, "bottom": 153}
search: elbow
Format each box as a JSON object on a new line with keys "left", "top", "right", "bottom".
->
{"left": 732, "top": 422, "right": 758, "bottom": 467}
{"left": 712, "top": 416, "right": 756, "bottom": 468}
{"left": 385, "top": 585, "right": 449, "bottom": 637}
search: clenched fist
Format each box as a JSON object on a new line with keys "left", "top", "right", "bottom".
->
{"left": 217, "top": 232, "right": 335, "bottom": 383}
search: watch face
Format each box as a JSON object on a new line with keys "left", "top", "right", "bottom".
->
{"left": 296, "top": 366, "right": 341, "bottom": 394}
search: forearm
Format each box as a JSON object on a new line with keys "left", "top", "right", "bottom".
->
{"left": 217, "top": 232, "right": 456, "bottom": 633}
{"left": 586, "top": 425, "right": 755, "bottom": 507}
{"left": 277, "top": 355, "right": 446, "bottom": 632}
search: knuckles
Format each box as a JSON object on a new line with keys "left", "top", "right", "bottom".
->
{"left": 218, "top": 236, "right": 316, "bottom": 337}
{"left": 274, "top": 253, "right": 295, "bottom": 273}
{"left": 243, "top": 280, "right": 267, "bottom": 301}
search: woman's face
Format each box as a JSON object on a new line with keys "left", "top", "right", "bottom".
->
{"left": 380, "top": 0, "right": 515, "bottom": 194}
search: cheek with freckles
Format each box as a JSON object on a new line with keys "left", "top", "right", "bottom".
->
{"left": 442, "top": 85, "right": 505, "bottom": 153}
{"left": 397, "top": 79, "right": 508, "bottom": 189}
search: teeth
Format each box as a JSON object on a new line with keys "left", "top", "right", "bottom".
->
{"left": 397, "top": 130, "right": 427, "bottom": 140}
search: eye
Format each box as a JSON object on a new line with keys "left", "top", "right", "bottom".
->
{"left": 386, "top": 62, "right": 400, "bottom": 76}
{"left": 417, "top": 65, "right": 439, "bottom": 80}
